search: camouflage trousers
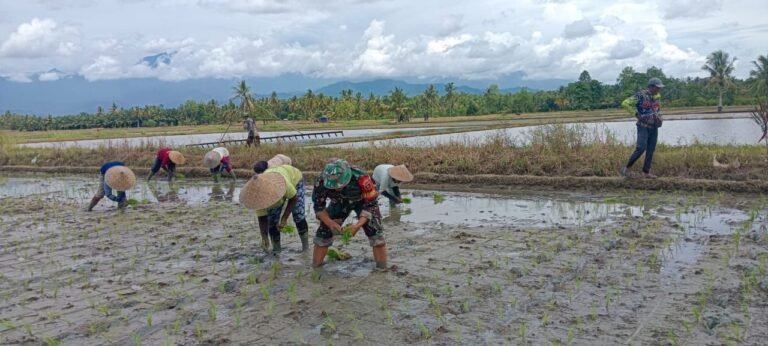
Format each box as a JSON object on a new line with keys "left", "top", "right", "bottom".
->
{"left": 314, "top": 200, "right": 384, "bottom": 247}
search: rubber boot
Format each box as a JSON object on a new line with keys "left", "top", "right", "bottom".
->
{"left": 271, "top": 239, "right": 282, "bottom": 255}
{"left": 299, "top": 232, "right": 309, "bottom": 252}
{"left": 86, "top": 196, "right": 100, "bottom": 211}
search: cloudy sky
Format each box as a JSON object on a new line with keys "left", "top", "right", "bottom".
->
{"left": 0, "top": 0, "right": 766, "bottom": 83}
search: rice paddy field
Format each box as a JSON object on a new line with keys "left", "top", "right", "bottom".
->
{"left": 1, "top": 175, "right": 767, "bottom": 345}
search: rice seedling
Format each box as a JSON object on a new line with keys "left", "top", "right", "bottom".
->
{"left": 131, "top": 333, "right": 142, "bottom": 346}
{"left": 43, "top": 337, "right": 62, "bottom": 346}
{"left": 417, "top": 320, "right": 430, "bottom": 339}
{"left": 271, "top": 261, "right": 281, "bottom": 279}
{"left": 194, "top": 321, "right": 204, "bottom": 343}
{"left": 517, "top": 320, "right": 528, "bottom": 344}
{"left": 208, "top": 300, "right": 217, "bottom": 321}
{"left": 340, "top": 227, "right": 353, "bottom": 245}
{"left": 432, "top": 193, "right": 445, "bottom": 204}
{"left": 234, "top": 298, "right": 242, "bottom": 328}
{"left": 24, "top": 324, "right": 34, "bottom": 337}
{"left": 279, "top": 224, "right": 296, "bottom": 234}
{"left": 401, "top": 197, "right": 412, "bottom": 204}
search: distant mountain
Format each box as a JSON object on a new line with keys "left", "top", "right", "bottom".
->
{"left": 0, "top": 72, "right": 569, "bottom": 115}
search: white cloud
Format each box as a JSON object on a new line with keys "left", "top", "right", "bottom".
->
{"left": 352, "top": 20, "right": 399, "bottom": 75}
{"left": 38, "top": 70, "right": 63, "bottom": 81}
{"left": 609, "top": 39, "right": 645, "bottom": 59}
{"left": 0, "top": 18, "right": 80, "bottom": 58}
{"left": 563, "top": 19, "right": 595, "bottom": 39}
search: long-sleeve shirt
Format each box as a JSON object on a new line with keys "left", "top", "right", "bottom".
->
{"left": 156, "top": 147, "right": 173, "bottom": 168}
{"left": 372, "top": 164, "right": 397, "bottom": 198}
{"left": 212, "top": 147, "right": 232, "bottom": 172}
{"left": 99, "top": 161, "right": 127, "bottom": 202}
{"left": 622, "top": 89, "right": 662, "bottom": 128}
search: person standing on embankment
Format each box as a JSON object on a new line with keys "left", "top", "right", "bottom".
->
{"left": 147, "top": 147, "right": 185, "bottom": 182}
{"left": 243, "top": 116, "right": 260, "bottom": 146}
{"left": 87, "top": 161, "right": 135, "bottom": 211}
{"left": 621, "top": 77, "right": 665, "bottom": 179}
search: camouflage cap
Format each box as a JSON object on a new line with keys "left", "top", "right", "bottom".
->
{"left": 322, "top": 159, "right": 353, "bottom": 189}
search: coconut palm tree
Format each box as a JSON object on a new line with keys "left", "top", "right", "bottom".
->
{"left": 702, "top": 50, "right": 737, "bottom": 112}
{"left": 749, "top": 54, "right": 768, "bottom": 100}
{"left": 231, "top": 80, "right": 255, "bottom": 116}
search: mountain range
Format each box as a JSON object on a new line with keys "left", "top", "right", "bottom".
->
{"left": 1, "top": 68, "right": 569, "bottom": 116}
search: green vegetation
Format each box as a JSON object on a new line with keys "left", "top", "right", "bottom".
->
{"left": 2, "top": 51, "right": 766, "bottom": 132}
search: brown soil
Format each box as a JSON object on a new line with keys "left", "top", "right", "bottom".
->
{"left": 0, "top": 180, "right": 766, "bottom": 345}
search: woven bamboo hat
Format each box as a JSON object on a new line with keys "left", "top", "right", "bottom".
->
{"left": 203, "top": 151, "right": 222, "bottom": 168}
{"left": 169, "top": 151, "right": 186, "bottom": 165}
{"left": 239, "top": 172, "right": 287, "bottom": 210}
{"left": 104, "top": 166, "right": 136, "bottom": 191}
{"left": 267, "top": 154, "right": 292, "bottom": 167}
{"left": 388, "top": 164, "right": 414, "bottom": 182}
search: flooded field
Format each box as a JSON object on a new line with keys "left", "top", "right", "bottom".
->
{"left": 1, "top": 175, "right": 767, "bottom": 345}
{"left": 326, "top": 118, "right": 763, "bottom": 148}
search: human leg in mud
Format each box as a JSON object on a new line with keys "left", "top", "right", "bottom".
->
{"left": 146, "top": 157, "right": 162, "bottom": 181}
{"left": 86, "top": 175, "right": 108, "bottom": 211}
{"left": 312, "top": 202, "right": 351, "bottom": 267}
{"left": 288, "top": 180, "right": 310, "bottom": 251}
{"left": 352, "top": 202, "right": 387, "bottom": 270}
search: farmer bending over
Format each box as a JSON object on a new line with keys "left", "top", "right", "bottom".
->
{"left": 253, "top": 154, "right": 292, "bottom": 174}
{"left": 147, "top": 147, "right": 185, "bottom": 182}
{"left": 372, "top": 164, "right": 414, "bottom": 206}
{"left": 87, "top": 161, "right": 136, "bottom": 211}
{"left": 203, "top": 147, "right": 236, "bottom": 182}
{"left": 240, "top": 164, "right": 310, "bottom": 254}
{"left": 312, "top": 159, "right": 388, "bottom": 270}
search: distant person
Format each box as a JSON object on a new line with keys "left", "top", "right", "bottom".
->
{"left": 203, "top": 147, "right": 236, "bottom": 182}
{"left": 147, "top": 147, "right": 185, "bottom": 182}
{"left": 239, "top": 164, "right": 310, "bottom": 254}
{"left": 87, "top": 161, "right": 135, "bottom": 211}
{"left": 621, "top": 77, "right": 664, "bottom": 179}
{"left": 243, "top": 116, "right": 260, "bottom": 146}
{"left": 372, "top": 164, "right": 414, "bottom": 206}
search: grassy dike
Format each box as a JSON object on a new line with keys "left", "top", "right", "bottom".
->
{"left": 2, "top": 125, "right": 768, "bottom": 192}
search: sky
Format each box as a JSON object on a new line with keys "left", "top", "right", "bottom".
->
{"left": 0, "top": 0, "right": 766, "bottom": 84}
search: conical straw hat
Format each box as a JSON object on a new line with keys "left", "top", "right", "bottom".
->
{"left": 104, "top": 166, "right": 136, "bottom": 191}
{"left": 388, "top": 164, "right": 414, "bottom": 182}
{"left": 274, "top": 154, "right": 292, "bottom": 166}
{"left": 239, "top": 172, "right": 287, "bottom": 210}
{"left": 203, "top": 151, "right": 222, "bottom": 168}
{"left": 168, "top": 151, "right": 186, "bottom": 165}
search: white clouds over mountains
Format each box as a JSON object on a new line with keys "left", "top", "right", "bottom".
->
{"left": 0, "top": 0, "right": 764, "bottom": 83}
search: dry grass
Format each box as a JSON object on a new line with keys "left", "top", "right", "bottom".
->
{"left": 2, "top": 125, "right": 767, "bottom": 181}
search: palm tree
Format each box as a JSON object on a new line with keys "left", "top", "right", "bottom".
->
{"left": 749, "top": 54, "right": 768, "bottom": 100}
{"left": 422, "top": 84, "right": 439, "bottom": 121}
{"left": 231, "top": 80, "right": 255, "bottom": 117}
{"left": 702, "top": 50, "right": 737, "bottom": 112}
{"left": 444, "top": 82, "right": 456, "bottom": 116}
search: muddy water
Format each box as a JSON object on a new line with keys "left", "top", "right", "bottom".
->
{"left": 1, "top": 174, "right": 767, "bottom": 345}
{"left": 19, "top": 127, "right": 458, "bottom": 149}
{"left": 326, "top": 118, "right": 763, "bottom": 148}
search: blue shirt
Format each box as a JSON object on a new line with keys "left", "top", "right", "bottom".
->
{"left": 100, "top": 161, "right": 125, "bottom": 175}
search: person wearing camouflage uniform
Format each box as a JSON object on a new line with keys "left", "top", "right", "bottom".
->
{"left": 311, "top": 159, "right": 387, "bottom": 270}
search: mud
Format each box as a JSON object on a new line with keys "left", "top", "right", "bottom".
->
{"left": 1, "top": 174, "right": 767, "bottom": 345}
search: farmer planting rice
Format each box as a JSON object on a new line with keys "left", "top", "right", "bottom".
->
{"left": 240, "top": 164, "right": 309, "bottom": 254}
{"left": 311, "top": 159, "right": 388, "bottom": 270}
{"left": 203, "top": 147, "right": 236, "bottom": 182}
{"left": 87, "top": 160, "right": 136, "bottom": 211}
{"left": 147, "top": 147, "right": 185, "bottom": 182}
{"left": 253, "top": 154, "right": 292, "bottom": 174}
{"left": 372, "top": 164, "right": 414, "bottom": 206}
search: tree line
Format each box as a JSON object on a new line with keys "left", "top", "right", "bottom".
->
{"left": 2, "top": 50, "right": 767, "bottom": 131}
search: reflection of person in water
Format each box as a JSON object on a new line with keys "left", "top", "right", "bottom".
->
{"left": 209, "top": 182, "right": 235, "bottom": 202}
{"left": 382, "top": 204, "right": 402, "bottom": 224}
{"left": 148, "top": 182, "right": 180, "bottom": 202}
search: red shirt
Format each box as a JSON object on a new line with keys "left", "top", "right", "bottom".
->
{"left": 157, "top": 147, "right": 173, "bottom": 168}
{"left": 220, "top": 156, "right": 232, "bottom": 173}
